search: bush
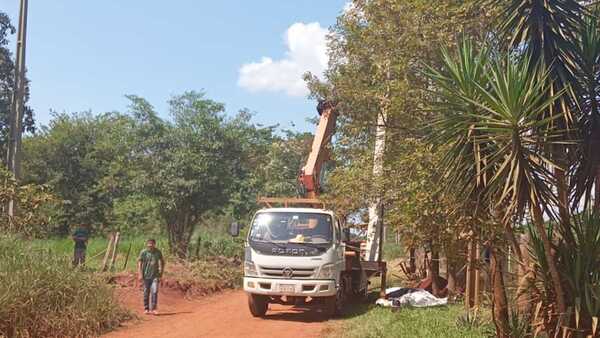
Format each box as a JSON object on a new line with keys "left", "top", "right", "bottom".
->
{"left": 192, "top": 233, "right": 244, "bottom": 259}
{"left": 0, "top": 236, "right": 131, "bottom": 338}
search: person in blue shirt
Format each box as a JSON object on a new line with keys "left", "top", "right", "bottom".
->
{"left": 71, "top": 224, "right": 90, "bottom": 267}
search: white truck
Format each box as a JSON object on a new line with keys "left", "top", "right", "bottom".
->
{"left": 242, "top": 206, "right": 348, "bottom": 316}
{"left": 231, "top": 102, "right": 386, "bottom": 318}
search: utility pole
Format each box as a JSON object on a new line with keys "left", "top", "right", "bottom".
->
{"left": 7, "top": 0, "right": 29, "bottom": 217}
{"left": 365, "top": 61, "right": 390, "bottom": 262}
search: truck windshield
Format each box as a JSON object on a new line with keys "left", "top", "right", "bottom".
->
{"left": 249, "top": 212, "right": 333, "bottom": 244}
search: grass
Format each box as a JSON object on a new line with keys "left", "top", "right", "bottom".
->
{"left": 29, "top": 231, "right": 243, "bottom": 273}
{"left": 0, "top": 236, "right": 131, "bottom": 338}
{"left": 383, "top": 240, "right": 404, "bottom": 261}
{"left": 2, "top": 232, "right": 243, "bottom": 336}
{"left": 27, "top": 233, "right": 244, "bottom": 298}
{"left": 29, "top": 235, "right": 158, "bottom": 272}
{"left": 328, "top": 302, "right": 491, "bottom": 338}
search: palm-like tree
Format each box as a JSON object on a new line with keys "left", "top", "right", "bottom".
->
{"left": 427, "top": 41, "right": 569, "bottom": 333}
{"left": 427, "top": 1, "right": 600, "bottom": 335}
{"left": 572, "top": 11, "right": 600, "bottom": 210}
{"left": 496, "top": 0, "right": 586, "bottom": 246}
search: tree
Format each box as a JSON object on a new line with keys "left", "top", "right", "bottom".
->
{"left": 22, "top": 111, "right": 138, "bottom": 234}
{"left": 306, "top": 0, "right": 495, "bottom": 294}
{"left": 130, "top": 92, "right": 246, "bottom": 258}
{"left": 427, "top": 40, "right": 569, "bottom": 336}
{"left": 572, "top": 9, "right": 600, "bottom": 210}
{"left": 0, "top": 166, "right": 55, "bottom": 237}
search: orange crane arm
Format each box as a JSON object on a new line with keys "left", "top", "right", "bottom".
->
{"left": 298, "top": 101, "right": 337, "bottom": 199}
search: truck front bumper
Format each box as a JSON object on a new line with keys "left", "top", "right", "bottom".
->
{"left": 243, "top": 277, "right": 336, "bottom": 297}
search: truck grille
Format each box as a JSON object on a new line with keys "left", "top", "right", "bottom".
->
{"left": 258, "top": 265, "right": 316, "bottom": 279}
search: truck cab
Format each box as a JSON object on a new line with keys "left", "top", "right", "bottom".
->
{"left": 242, "top": 207, "right": 347, "bottom": 317}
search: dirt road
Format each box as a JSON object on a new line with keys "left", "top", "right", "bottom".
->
{"left": 103, "top": 288, "right": 334, "bottom": 338}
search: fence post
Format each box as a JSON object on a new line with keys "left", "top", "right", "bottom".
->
{"left": 101, "top": 233, "right": 115, "bottom": 272}
{"left": 122, "top": 242, "right": 132, "bottom": 271}
{"left": 109, "top": 232, "right": 120, "bottom": 271}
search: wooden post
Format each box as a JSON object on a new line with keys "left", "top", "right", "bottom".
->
{"left": 122, "top": 242, "right": 132, "bottom": 271}
{"left": 474, "top": 242, "right": 481, "bottom": 308}
{"left": 379, "top": 262, "right": 387, "bottom": 299}
{"left": 378, "top": 204, "right": 386, "bottom": 298}
{"left": 517, "top": 233, "right": 532, "bottom": 315}
{"left": 465, "top": 237, "right": 476, "bottom": 310}
{"left": 101, "top": 233, "right": 115, "bottom": 272}
{"left": 109, "top": 232, "right": 120, "bottom": 271}
{"left": 6, "top": 0, "right": 29, "bottom": 218}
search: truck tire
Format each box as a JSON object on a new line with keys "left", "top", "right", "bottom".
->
{"left": 248, "top": 294, "right": 268, "bottom": 317}
{"left": 324, "top": 296, "right": 338, "bottom": 317}
{"left": 324, "top": 278, "right": 346, "bottom": 317}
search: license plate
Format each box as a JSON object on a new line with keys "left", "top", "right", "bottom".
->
{"left": 278, "top": 284, "right": 295, "bottom": 293}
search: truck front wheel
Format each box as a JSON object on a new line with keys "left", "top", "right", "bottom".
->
{"left": 248, "top": 294, "right": 268, "bottom": 317}
{"left": 324, "top": 278, "right": 346, "bottom": 317}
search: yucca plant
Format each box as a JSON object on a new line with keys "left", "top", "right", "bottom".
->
{"left": 427, "top": 39, "right": 568, "bottom": 336}
{"left": 528, "top": 211, "right": 600, "bottom": 335}
{"left": 572, "top": 10, "right": 600, "bottom": 211}
{"left": 558, "top": 211, "right": 600, "bottom": 333}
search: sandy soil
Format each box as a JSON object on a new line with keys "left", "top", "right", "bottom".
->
{"left": 103, "top": 287, "right": 333, "bottom": 338}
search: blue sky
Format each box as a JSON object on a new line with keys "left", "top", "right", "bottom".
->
{"left": 2, "top": 1, "right": 348, "bottom": 131}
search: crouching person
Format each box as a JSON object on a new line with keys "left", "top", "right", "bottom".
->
{"left": 137, "top": 238, "right": 165, "bottom": 315}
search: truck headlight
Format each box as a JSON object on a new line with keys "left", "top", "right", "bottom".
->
{"left": 244, "top": 261, "right": 258, "bottom": 277}
{"left": 317, "top": 263, "right": 335, "bottom": 279}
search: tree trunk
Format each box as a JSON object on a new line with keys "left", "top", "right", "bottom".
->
{"left": 168, "top": 222, "right": 189, "bottom": 259}
{"left": 531, "top": 203, "right": 567, "bottom": 316}
{"left": 490, "top": 245, "right": 510, "bottom": 338}
{"left": 167, "top": 217, "right": 189, "bottom": 259}
{"left": 447, "top": 259, "right": 457, "bottom": 301}
{"left": 166, "top": 211, "right": 194, "bottom": 259}
{"left": 408, "top": 247, "right": 416, "bottom": 273}
{"left": 556, "top": 168, "right": 575, "bottom": 246}
{"left": 465, "top": 240, "right": 482, "bottom": 307}
{"left": 430, "top": 249, "right": 441, "bottom": 297}
{"left": 516, "top": 233, "right": 532, "bottom": 316}
{"left": 517, "top": 234, "right": 532, "bottom": 316}
{"left": 596, "top": 166, "right": 600, "bottom": 211}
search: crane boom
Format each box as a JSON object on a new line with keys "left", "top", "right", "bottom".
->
{"left": 298, "top": 101, "right": 337, "bottom": 199}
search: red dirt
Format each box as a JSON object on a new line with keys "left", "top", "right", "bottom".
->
{"left": 103, "top": 287, "right": 333, "bottom": 338}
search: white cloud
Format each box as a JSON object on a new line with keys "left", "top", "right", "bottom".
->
{"left": 238, "top": 22, "right": 328, "bottom": 97}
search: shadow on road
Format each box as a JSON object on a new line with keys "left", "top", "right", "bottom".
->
{"left": 260, "top": 296, "right": 374, "bottom": 323}
{"left": 153, "top": 311, "right": 193, "bottom": 317}
{"left": 263, "top": 305, "right": 332, "bottom": 323}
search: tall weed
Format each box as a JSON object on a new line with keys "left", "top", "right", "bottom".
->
{"left": 0, "top": 237, "right": 131, "bottom": 338}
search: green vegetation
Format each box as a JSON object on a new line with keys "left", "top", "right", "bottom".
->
{"left": 4, "top": 0, "right": 600, "bottom": 337}
{"left": 29, "top": 236, "right": 159, "bottom": 272}
{"left": 30, "top": 231, "right": 243, "bottom": 272}
{"left": 0, "top": 236, "right": 131, "bottom": 338}
{"left": 329, "top": 304, "right": 490, "bottom": 338}
{"left": 18, "top": 99, "right": 310, "bottom": 257}
{"left": 308, "top": 0, "right": 600, "bottom": 336}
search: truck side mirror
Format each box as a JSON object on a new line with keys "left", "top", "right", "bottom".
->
{"left": 229, "top": 222, "right": 241, "bottom": 237}
{"left": 342, "top": 228, "right": 350, "bottom": 242}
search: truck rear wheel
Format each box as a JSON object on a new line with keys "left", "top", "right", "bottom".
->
{"left": 248, "top": 294, "right": 268, "bottom": 317}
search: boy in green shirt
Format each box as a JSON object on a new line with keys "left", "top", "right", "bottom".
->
{"left": 137, "top": 238, "right": 165, "bottom": 315}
